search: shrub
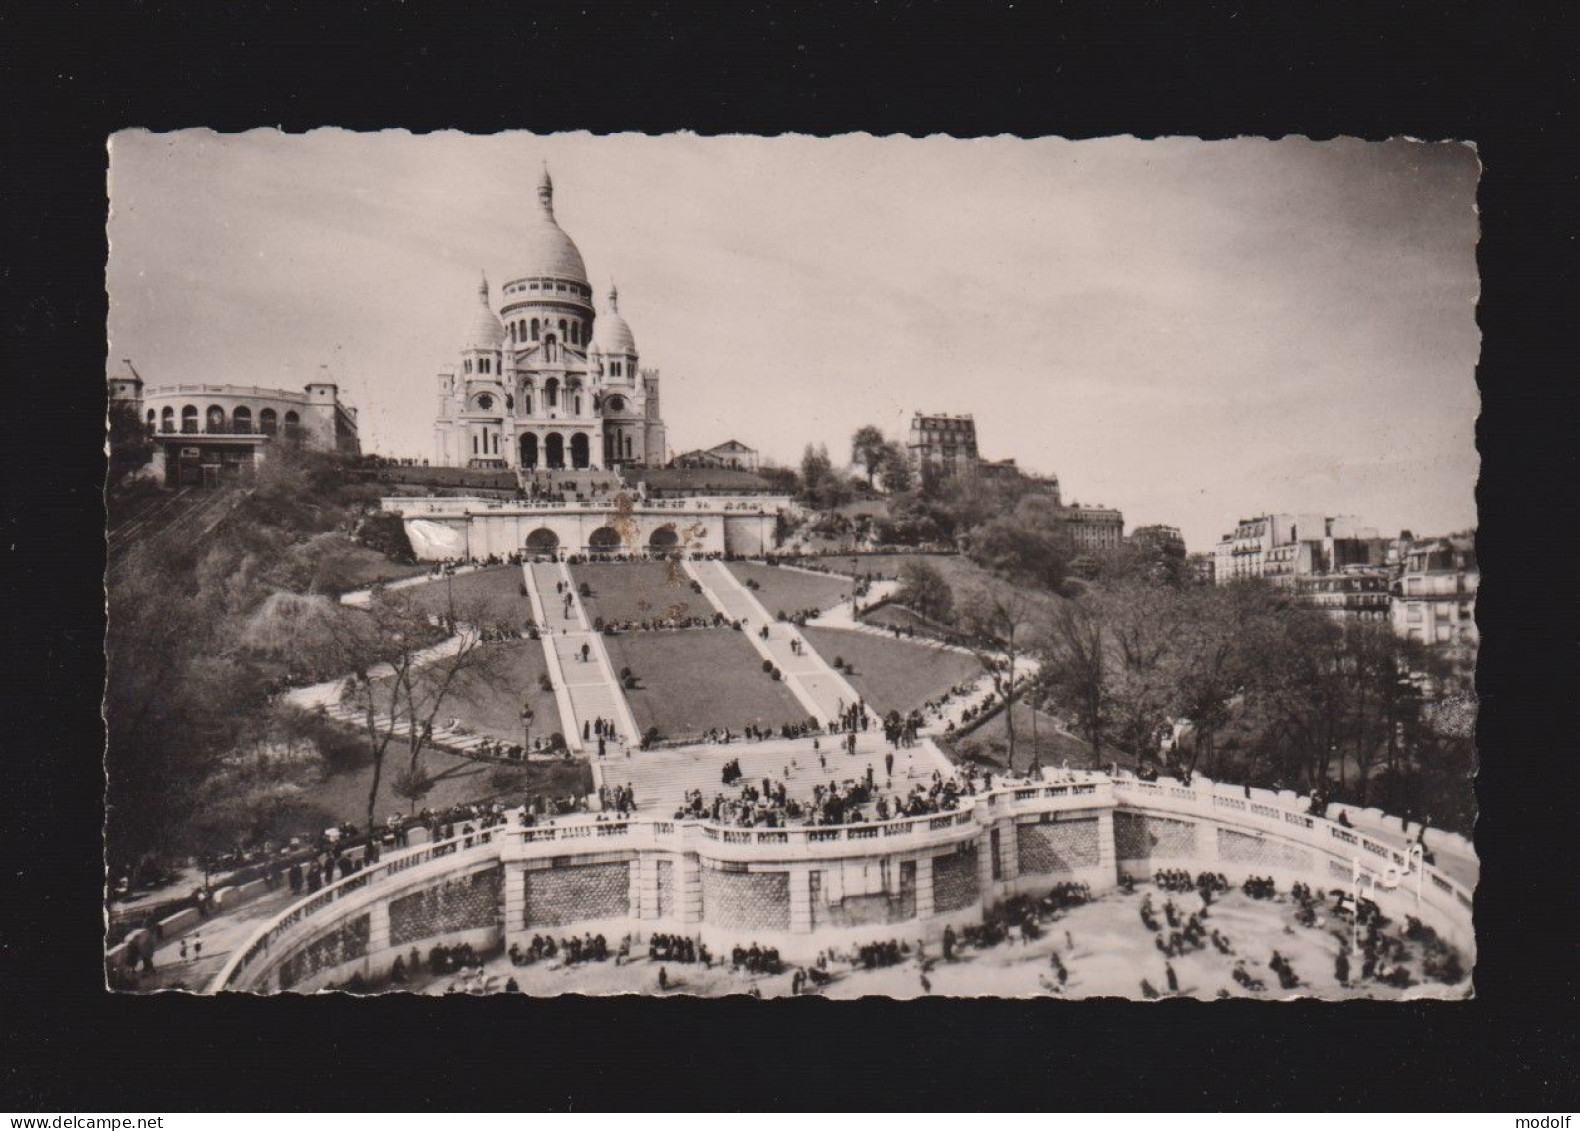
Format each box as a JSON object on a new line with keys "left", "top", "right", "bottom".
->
{"left": 623, "top": 674, "right": 638, "bottom": 690}
{"left": 620, "top": 666, "right": 632, "bottom": 681}
{"left": 578, "top": 582, "right": 591, "bottom": 598}
{"left": 538, "top": 673, "right": 553, "bottom": 693}
{"left": 833, "top": 656, "right": 844, "bottom": 670}
{"left": 771, "top": 666, "right": 782, "bottom": 681}
{"left": 762, "top": 659, "right": 773, "bottom": 674}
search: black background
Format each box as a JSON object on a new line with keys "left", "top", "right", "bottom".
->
{"left": 2, "top": 0, "right": 1575, "bottom": 1112}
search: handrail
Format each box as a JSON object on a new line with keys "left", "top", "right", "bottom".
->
{"left": 209, "top": 770, "right": 1471, "bottom": 992}
{"left": 209, "top": 821, "right": 511, "bottom": 992}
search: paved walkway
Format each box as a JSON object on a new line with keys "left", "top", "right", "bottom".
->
{"left": 614, "top": 731, "right": 954, "bottom": 815}
{"left": 684, "top": 559, "right": 864, "bottom": 727}
{"left": 338, "top": 563, "right": 491, "bottom": 607}
{"left": 523, "top": 562, "right": 641, "bottom": 754}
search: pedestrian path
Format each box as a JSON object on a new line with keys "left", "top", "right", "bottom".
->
{"left": 683, "top": 559, "right": 864, "bottom": 728}
{"left": 522, "top": 561, "right": 641, "bottom": 754}
{"left": 616, "top": 731, "right": 952, "bottom": 815}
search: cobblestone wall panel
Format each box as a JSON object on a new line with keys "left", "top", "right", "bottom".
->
{"left": 389, "top": 865, "right": 503, "bottom": 947}
{"left": 278, "top": 913, "right": 370, "bottom": 991}
{"left": 700, "top": 867, "right": 790, "bottom": 932}
{"left": 932, "top": 847, "right": 980, "bottom": 913}
{"left": 524, "top": 862, "right": 631, "bottom": 928}
{"left": 1017, "top": 818, "right": 1101, "bottom": 874}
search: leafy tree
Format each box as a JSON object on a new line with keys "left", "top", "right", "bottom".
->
{"left": 895, "top": 558, "right": 954, "bottom": 623}
{"left": 850, "top": 425, "right": 887, "bottom": 486}
{"left": 965, "top": 494, "right": 1073, "bottom": 594}
{"left": 878, "top": 440, "right": 914, "bottom": 494}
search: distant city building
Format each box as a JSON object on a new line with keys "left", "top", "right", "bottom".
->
{"left": 1213, "top": 513, "right": 1385, "bottom": 587}
{"left": 907, "top": 413, "right": 980, "bottom": 472}
{"left": 1187, "top": 552, "right": 1216, "bottom": 585}
{"left": 130, "top": 361, "right": 360, "bottom": 488}
{"left": 1391, "top": 536, "right": 1477, "bottom": 652}
{"left": 673, "top": 440, "right": 760, "bottom": 471}
{"left": 1297, "top": 567, "right": 1393, "bottom": 622}
{"left": 1062, "top": 503, "right": 1126, "bottom": 553}
{"left": 1130, "top": 524, "right": 1185, "bottom": 556}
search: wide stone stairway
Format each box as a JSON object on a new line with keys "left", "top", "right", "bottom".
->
{"left": 524, "top": 561, "right": 641, "bottom": 752}
{"left": 683, "top": 559, "right": 864, "bottom": 728}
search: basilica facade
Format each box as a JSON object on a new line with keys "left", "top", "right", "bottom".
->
{"left": 432, "top": 167, "right": 667, "bottom": 471}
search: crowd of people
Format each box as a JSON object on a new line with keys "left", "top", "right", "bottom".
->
{"left": 596, "top": 782, "right": 638, "bottom": 817}
{"left": 507, "top": 933, "right": 613, "bottom": 966}
{"left": 729, "top": 942, "right": 784, "bottom": 975}
{"left": 647, "top": 933, "right": 708, "bottom": 965}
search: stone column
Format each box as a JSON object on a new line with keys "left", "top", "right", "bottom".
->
{"left": 501, "top": 860, "right": 529, "bottom": 944}
{"left": 914, "top": 854, "right": 935, "bottom": 920}
{"left": 365, "top": 899, "right": 391, "bottom": 980}
{"left": 998, "top": 818, "right": 1020, "bottom": 890}
{"left": 975, "top": 833, "right": 996, "bottom": 906}
{"left": 634, "top": 856, "right": 660, "bottom": 921}
{"left": 1094, "top": 809, "right": 1119, "bottom": 889}
{"left": 678, "top": 854, "right": 704, "bottom": 926}
{"left": 788, "top": 866, "right": 813, "bottom": 934}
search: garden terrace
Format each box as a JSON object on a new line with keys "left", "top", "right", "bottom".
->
{"left": 396, "top": 566, "right": 536, "bottom": 629}
{"left": 599, "top": 629, "right": 811, "bottom": 742}
{"left": 569, "top": 560, "right": 705, "bottom": 625}
{"left": 800, "top": 626, "right": 985, "bottom": 716}
{"left": 724, "top": 561, "right": 853, "bottom": 620}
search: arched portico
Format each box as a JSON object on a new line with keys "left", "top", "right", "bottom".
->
{"left": 587, "top": 527, "right": 623, "bottom": 553}
{"left": 570, "top": 433, "right": 590, "bottom": 469}
{"left": 545, "top": 432, "right": 565, "bottom": 469}
{"left": 524, "top": 527, "right": 559, "bottom": 555}
{"left": 648, "top": 525, "right": 680, "bottom": 553}
{"left": 520, "top": 432, "right": 539, "bottom": 469}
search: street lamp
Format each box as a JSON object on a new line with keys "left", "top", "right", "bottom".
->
{"left": 850, "top": 556, "right": 859, "bottom": 614}
{"left": 520, "top": 703, "right": 535, "bottom": 755}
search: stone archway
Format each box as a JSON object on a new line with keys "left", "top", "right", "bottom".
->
{"left": 520, "top": 432, "right": 539, "bottom": 469}
{"left": 648, "top": 525, "right": 681, "bottom": 553}
{"left": 524, "top": 527, "right": 559, "bottom": 555}
{"left": 570, "top": 433, "right": 590, "bottom": 469}
{"left": 544, "top": 432, "right": 565, "bottom": 469}
{"left": 588, "top": 527, "right": 622, "bottom": 554}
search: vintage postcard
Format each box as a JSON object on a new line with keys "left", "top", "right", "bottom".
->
{"left": 104, "top": 132, "right": 1478, "bottom": 998}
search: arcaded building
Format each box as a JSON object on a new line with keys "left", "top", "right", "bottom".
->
{"left": 432, "top": 167, "right": 667, "bottom": 472}
{"left": 126, "top": 360, "right": 360, "bottom": 487}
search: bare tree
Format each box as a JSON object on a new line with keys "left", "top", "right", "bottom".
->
{"left": 957, "top": 582, "right": 1042, "bottom": 770}
{"left": 1038, "top": 596, "right": 1111, "bottom": 764}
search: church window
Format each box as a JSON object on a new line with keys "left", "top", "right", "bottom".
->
{"left": 464, "top": 359, "right": 472, "bottom": 374}
{"left": 477, "top": 394, "right": 493, "bottom": 411}
{"left": 625, "top": 435, "right": 633, "bottom": 459}
{"left": 472, "top": 435, "right": 478, "bottom": 455}
{"left": 574, "top": 395, "right": 582, "bottom": 415}
{"left": 522, "top": 395, "right": 532, "bottom": 415}
{"left": 558, "top": 319, "right": 568, "bottom": 339}
{"left": 529, "top": 282, "right": 539, "bottom": 290}
{"left": 544, "top": 378, "right": 559, "bottom": 408}
{"left": 162, "top": 406, "right": 176, "bottom": 432}
{"left": 259, "top": 408, "right": 277, "bottom": 435}
{"left": 284, "top": 410, "right": 300, "bottom": 429}
{"left": 531, "top": 318, "right": 540, "bottom": 341}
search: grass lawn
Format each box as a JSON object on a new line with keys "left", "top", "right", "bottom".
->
{"left": 940, "top": 702, "right": 1098, "bottom": 774}
{"left": 439, "top": 640, "right": 568, "bottom": 746}
{"left": 570, "top": 560, "right": 706, "bottom": 624}
{"left": 725, "top": 561, "right": 853, "bottom": 619}
{"left": 397, "top": 566, "right": 535, "bottom": 629}
{"left": 312, "top": 747, "right": 593, "bottom": 827}
{"left": 601, "top": 629, "right": 810, "bottom": 741}
{"left": 800, "top": 626, "right": 984, "bottom": 716}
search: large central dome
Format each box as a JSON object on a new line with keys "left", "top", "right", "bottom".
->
{"left": 519, "top": 165, "right": 588, "bottom": 284}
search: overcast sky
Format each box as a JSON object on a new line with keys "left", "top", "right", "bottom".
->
{"left": 107, "top": 132, "right": 1480, "bottom": 550}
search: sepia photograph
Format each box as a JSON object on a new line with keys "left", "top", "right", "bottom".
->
{"left": 102, "top": 131, "right": 1480, "bottom": 1001}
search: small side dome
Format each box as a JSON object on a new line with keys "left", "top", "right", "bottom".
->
{"left": 592, "top": 283, "right": 637, "bottom": 355}
{"left": 461, "top": 273, "right": 505, "bottom": 352}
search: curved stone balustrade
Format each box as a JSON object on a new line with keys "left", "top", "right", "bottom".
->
{"left": 208, "top": 773, "right": 1473, "bottom": 994}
